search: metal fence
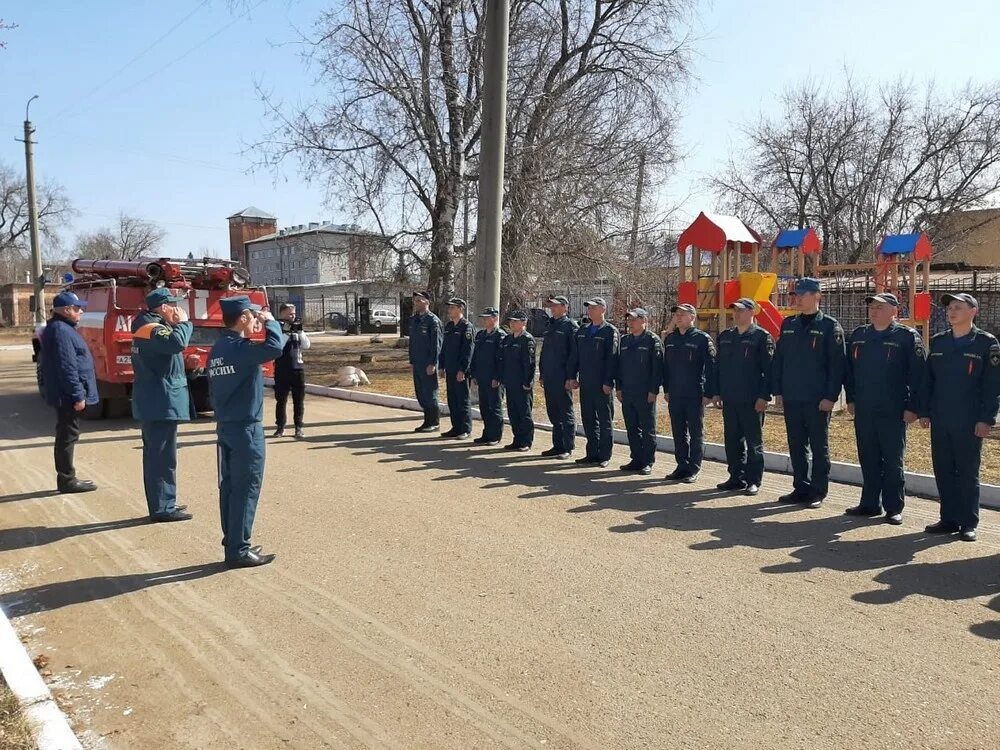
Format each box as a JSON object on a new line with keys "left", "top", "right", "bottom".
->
{"left": 267, "top": 291, "right": 402, "bottom": 331}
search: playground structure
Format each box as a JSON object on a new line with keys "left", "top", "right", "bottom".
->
{"left": 675, "top": 212, "right": 934, "bottom": 343}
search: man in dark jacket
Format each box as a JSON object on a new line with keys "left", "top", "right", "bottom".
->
{"left": 40, "top": 291, "right": 99, "bottom": 493}
{"left": 471, "top": 307, "right": 506, "bottom": 445}
{"left": 539, "top": 296, "right": 578, "bottom": 459}
{"left": 408, "top": 291, "right": 444, "bottom": 432}
{"left": 772, "top": 277, "right": 846, "bottom": 508}
{"left": 567, "top": 297, "right": 618, "bottom": 467}
{"left": 662, "top": 303, "right": 716, "bottom": 482}
{"left": 131, "top": 288, "right": 194, "bottom": 522}
{"left": 273, "top": 302, "right": 311, "bottom": 439}
{"left": 712, "top": 298, "right": 773, "bottom": 496}
{"left": 498, "top": 311, "right": 536, "bottom": 450}
{"left": 438, "top": 297, "right": 475, "bottom": 439}
{"left": 615, "top": 308, "right": 662, "bottom": 475}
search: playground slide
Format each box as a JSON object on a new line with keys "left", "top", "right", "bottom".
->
{"left": 755, "top": 299, "right": 784, "bottom": 340}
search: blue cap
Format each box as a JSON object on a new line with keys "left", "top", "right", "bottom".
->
{"left": 146, "top": 288, "right": 185, "bottom": 309}
{"left": 219, "top": 296, "right": 261, "bottom": 316}
{"left": 506, "top": 310, "right": 528, "bottom": 321}
{"left": 52, "top": 291, "right": 87, "bottom": 309}
{"left": 478, "top": 307, "right": 499, "bottom": 317}
{"left": 795, "top": 277, "right": 821, "bottom": 294}
{"left": 728, "top": 297, "right": 756, "bottom": 311}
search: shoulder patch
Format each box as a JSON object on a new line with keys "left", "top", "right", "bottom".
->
{"left": 990, "top": 344, "right": 1000, "bottom": 367}
{"left": 766, "top": 339, "right": 775, "bottom": 356}
{"left": 134, "top": 322, "right": 163, "bottom": 340}
{"left": 834, "top": 328, "right": 844, "bottom": 346}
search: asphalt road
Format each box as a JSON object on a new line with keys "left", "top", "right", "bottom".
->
{"left": 0, "top": 351, "right": 997, "bottom": 750}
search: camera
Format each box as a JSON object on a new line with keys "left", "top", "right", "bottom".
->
{"left": 281, "top": 318, "right": 303, "bottom": 334}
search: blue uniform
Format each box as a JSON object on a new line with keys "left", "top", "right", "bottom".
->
{"left": 208, "top": 319, "right": 284, "bottom": 562}
{"left": 714, "top": 324, "right": 773, "bottom": 486}
{"left": 567, "top": 321, "right": 619, "bottom": 461}
{"left": 772, "top": 310, "right": 846, "bottom": 498}
{"left": 662, "top": 327, "right": 716, "bottom": 475}
{"left": 471, "top": 327, "right": 506, "bottom": 442}
{"left": 408, "top": 312, "right": 444, "bottom": 426}
{"left": 131, "top": 311, "right": 193, "bottom": 516}
{"left": 539, "top": 315, "right": 579, "bottom": 453}
{"left": 616, "top": 330, "right": 663, "bottom": 468}
{"left": 919, "top": 327, "right": 1000, "bottom": 529}
{"left": 844, "top": 322, "right": 925, "bottom": 515}
{"left": 439, "top": 317, "right": 475, "bottom": 434}
{"left": 500, "top": 331, "right": 536, "bottom": 447}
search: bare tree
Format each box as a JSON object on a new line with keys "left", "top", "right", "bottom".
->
{"left": 0, "top": 162, "right": 74, "bottom": 284}
{"left": 75, "top": 213, "right": 166, "bottom": 261}
{"left": 709, "top": 77, "right": 1000, "bottom": 264}
{"left": 0, "top": 19, "right": 15, "bottom": 49}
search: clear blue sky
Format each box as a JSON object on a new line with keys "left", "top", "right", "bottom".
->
{"left": 2, "top": 0, "right": 998, "bottom": 258}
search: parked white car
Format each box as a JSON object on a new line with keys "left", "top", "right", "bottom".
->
{"left": 371, "top": 309, "right": 399, "bottom": 327}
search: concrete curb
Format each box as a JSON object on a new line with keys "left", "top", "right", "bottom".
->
{"left": 0, "top": 344, "right": 31, "bottom": 351}
{"left": 285, "top": 381, "right": 1000, "bottom": 510}
{"left": 0, "top": 608, "right": 83, "bottom": 749}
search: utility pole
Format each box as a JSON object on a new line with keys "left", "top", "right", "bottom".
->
{"left": 19, "top": 96, "right": 45, "bottom": 325}
{"left": 473, "top": 0, "right": 510, "bottom": 315}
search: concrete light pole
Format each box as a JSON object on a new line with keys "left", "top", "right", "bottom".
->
{"left": 20, "top": 95, "right": 45, "bottom": 324}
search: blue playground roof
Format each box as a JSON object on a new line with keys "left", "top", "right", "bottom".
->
{"left": 774, "top": 229, "right": 809, "bottom": 248}
{"left": 879, "top": 234, "right": 921, "bottom": 254}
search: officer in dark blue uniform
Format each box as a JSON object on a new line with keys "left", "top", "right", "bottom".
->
{"left": 772, "top": 277, "right": 846, "bottom": 508}
{"left": 919, "top": 292, "right": 1000, "bottom": 542}
{"left": 843, "top": 293, "right": 925, "bottom": 525}
{"left": 713, "top": 298, "right": 773, "bottom": 496}
{"left": 131, "top": 287, "right": 194, "bottom": 522}
{"left": 208, "top": 296, "right": 284, "bottom": 568}
{"left": 438, "top": 297, "right": 475, "bottom": 439}
{"left": 539, "top": 296, "right": 578, "bottom": 459}
{"left": 408, "top": 291, "right": 444, "bottom": 433}
{"left": 499, "top": 310, "right": 536, "bottom": 451}
{"left": 615, "top": 308, "right": 662, "bottom": 475}
{"left": 471, "top": 307, "right": 506, "bottom": 445}
{"left": 662, "top": 303, "right": 715, "bottom": 482}
{"left": 567, "top": 297, "right": 618, "bottom": 467}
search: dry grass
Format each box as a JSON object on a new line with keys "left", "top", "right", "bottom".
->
{"left": 305, "top": 335, "right": 1000, "bottom": 483}
{"left": 0, "top": 678, "right": 33, "bottom": 750}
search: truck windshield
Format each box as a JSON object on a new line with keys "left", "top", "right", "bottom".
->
{"left": 189, "top": 326, "right": 223, "bottom": 347}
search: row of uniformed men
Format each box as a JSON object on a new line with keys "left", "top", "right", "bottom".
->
{"left": 408, "top": 278, "right": 1000, "bottom": 542}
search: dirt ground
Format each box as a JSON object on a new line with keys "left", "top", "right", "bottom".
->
{"left": 0, "top": 677, "right": 33, "bottom": 750}
{"left": 305, "top": 335, "right": 1000, "bottom": 484}
{"left": 1, "top": 348, "right": 998, "bottom": 749}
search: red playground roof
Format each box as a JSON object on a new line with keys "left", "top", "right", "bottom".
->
{"left": 677, "top": 212, "right": 762, "bottom": 255}
{"left": 773, "top": 227, "right": 822, "bottom": 255}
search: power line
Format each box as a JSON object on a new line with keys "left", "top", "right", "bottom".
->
{"left": 76, "top": 210, "right": 222, "bottom": 231}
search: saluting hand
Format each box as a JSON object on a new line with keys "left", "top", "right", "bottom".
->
{"left": 974, "top": 422, "right": 991, "bottom": 439}
{"left": 174, "top": 306, "right": 189, "bottom": 324}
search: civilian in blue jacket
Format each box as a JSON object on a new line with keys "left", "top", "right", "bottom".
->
{"left": 40, "top": 291, "right": 99, "bottom": 493}
{"left": 131, "top": 288, "right": 194, "bottom": 522}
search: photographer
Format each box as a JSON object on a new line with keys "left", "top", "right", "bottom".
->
{"left": 273, "top": 302, "right": 311, "bottom": 439}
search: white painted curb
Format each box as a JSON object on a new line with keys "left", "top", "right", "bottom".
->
{"left": 277, "top": 380, "right": 1000, "bottom": 510}
{"left": 0, "top": 609, "right": 83, "bottom": 749}
{"left": 0, "top": 344, "right": 31, "bottom": 351}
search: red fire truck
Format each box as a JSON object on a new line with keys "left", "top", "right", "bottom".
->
{"left": 32, "top": 257, "right": 273, "bottom": 418}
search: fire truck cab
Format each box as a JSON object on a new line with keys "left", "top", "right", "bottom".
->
{"left": 32, "top": 257, "right": 272, "bottom": 418}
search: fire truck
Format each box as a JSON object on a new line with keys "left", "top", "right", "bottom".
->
{"left": 32, "top": 257, "right": 273, "bottom": 418}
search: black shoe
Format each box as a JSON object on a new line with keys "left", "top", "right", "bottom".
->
{"left": 58, "top": 479, "right": 97, "bottom": 494}
{"left": 620, "top": 462, "right": 640, "bottom": 472}
{"left": 959, "top": 527, "right": 977, "bottom": 542}
{"left": 151, "top": 509, "right": 193, "bottom": 523}
{"left": 225, "top": 549, "right": 276, "bottom": 568}
{"left": 294, "top": 428, "right": 305, "bottom": 440}
{"left": 778, "top": 489, "right": 807, "bottom": 504}
{"left": 504, "top": 442, "right": 519, "bottom": 450}
{"left": 414, "top": 423, "right": 439, "bottom": 433}
{"left": 681, "top": 472, "right": 699, "bottom": 484}
{"left": 885, "top": 513, "right": 903, "bottom": 526}
{"left": 924, "top": 521, "right": 959, "bottom": 534}
{"left": 473, "top": 436, "right": 489, "bottom": 445}
{"left": 272, "top": 428, "right": 285, "bottom": 438}
{"left": 597, "top": 460, "right": 610, "bottom": 468}
{"left": 452, "top": 432, "right": 470, "bottom": 440}
{"left": 716, "top": 478, "right": 747, "bottom": 491}
{"left": 575, "top": 456, "right": 600, "bottom": 465}
{"left": 845, "top": 505, "right": 882, "bottom": 517}
{"left": 440, "top": 430, "right": 458, "bottom": 438}
{"left": 744, "top": 484, "right": 759, "bottom": 496}
{"left": 540, "top": 447, "right": 563, "bottom": 457}
{"left": 556, "top": 452, "right": 571, "bottom": 460}
{"left": 170, "top": 505, "right": 188, "bottom": 513}
{"left": 485, "top": 440, "right": 501, "bottom": 446}
{"left": 515, "top": 445, "right": 531, "bottom": 452}
{"left": 638, "top": 465, "right": 652, "bottom": 475}
{"left": 805, "top": 493, "right": 826, "bottom": 509}
{"left": 665, "top": 468, "right": 686, "bottom": 480}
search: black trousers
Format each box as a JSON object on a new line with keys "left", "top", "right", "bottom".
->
{"left": 622, "top": 395, "right": 657, "bottom": 467}
{"left": 506, "top": 384, "right": 534, "bottom": 447}
{"left": 853, "top": 408, "right": 906, "bottom": 515}
{"left": 930, "top": 419, "right": 982, "bottom": 529}
{"left": 54, "top": 405, "right": 81, "bottom": 487}
{"left": 445, "top": 371, "right": 472, "bottom": 434}
{"left": 580, "top": 384, "right": 614, "bottom": 461}
{"left": 668, "top": 397, "right": 704, "bottom": 474}
{"left": 783, "top": 400, "right": 831, "bottom": 496}
{"left": 412, "top": 366, "right": 440, "bottom": 425}
{"left": 543, "top": 379, "right": 576, "bottom": 453}
{"left": 477, "top": 381, "right": 504, "bottom": 441}
{"left": 274, "top": 369, "right": 306, "bottom": 429}
{"left": 722, "top": 402, "right": 765, "bottom": 485}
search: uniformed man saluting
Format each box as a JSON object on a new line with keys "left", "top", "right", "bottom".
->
{"left": 208, "top": 296, "right": 284, "bottom": 568}
{"left": 498, "top": 310, "right": 536, "bottom": 451}
{"left": 712, "top": 298, "right": 773, "bottom": 496}
{"left": 843, "top": 293, "right": 925, "bottom": 525}
{"left": 438, "top": 297, "right": 475, "bottom": 439}
{"left": 131, "top": 287, "right": 194, "bottom": 523}
{"left": 567, "top": 297, "right": 619, "bottom": 467}
{"left": 615, "top": 308, "right": 662, "bottom": 475}
{"left": 919, "top": 293, "right": 1000, "bottom": 542}
{"left": 408, "top": 291, "right": 444, "bottom": 433}
{"left": 662, "top": 303, "right": 715, "bottom": 483}
{"left": 539, "top": 296, "right": 578, "bottom": 459}
{"left": 471, "top": 307, "right": 507, "bottom": 445}
{"left": 772, "top": 277, "right": 846, "bottom": 508}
